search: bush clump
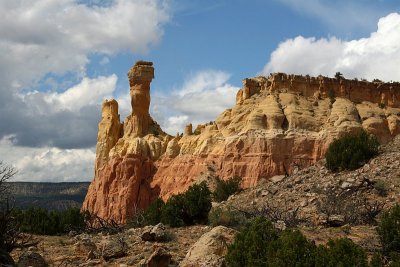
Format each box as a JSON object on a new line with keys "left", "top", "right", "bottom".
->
{"left": 378, "top": 204, "right": 400, "bottom": 259}
{"left": 315, "top": 238, "right": 368, "bottom": 267}
{"left": 12, "top": 207, "right": 86, "bottom": 235}
{"left": 226, "top": 217, "right": 279, "bottom": 266}
{"left": 208, "top": 206, "right": 247, "bottom": 228}
{"left": 162, "top": 181, "right": 212, "bottom": 227}
{"left": 213, "top": 176, "right": 242, "bottom": 202}
{"left": 225, "top": 217, "right": 368, "bottom": 267}
{"left": 131, "top": 181, "right": 212, "bottom": 228}
{"left": 374, "top": 180, "right": 389, "bottom": 197}
{"left": 325, "top": 131, "right": 379, "bottom": 171}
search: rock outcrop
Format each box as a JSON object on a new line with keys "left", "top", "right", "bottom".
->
{"left": 83, "top": 61, "right": 400, "bottom": 223}
{"left": 180, "top": 226, "right": 237, "bottom": 267}
{"left": 82, "top": 61, "right": 170, "bottom": 223}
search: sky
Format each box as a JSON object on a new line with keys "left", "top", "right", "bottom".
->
{"left": 0, "top": 0, "right": 399, "bottom": 182}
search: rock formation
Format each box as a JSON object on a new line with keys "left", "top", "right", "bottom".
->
{"left": 83, "top": 61, "right": 400, "bottom": 223}
{"left": 82, "top": 61, "right": 170, "bottom": 223}
{"left": 126, "top": 61, "right": 153, "bottom": 137}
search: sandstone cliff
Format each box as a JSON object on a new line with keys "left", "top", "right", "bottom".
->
{"left": 82, "top": 62, "right": 400, "bottom": 223}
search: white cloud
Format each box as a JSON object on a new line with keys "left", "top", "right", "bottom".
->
{"left": 263, "top": 13, "right": 400, "bottom": 82}
{"left": 43, "top": 75, "right": 118, "bottom": 112}
{"left": 164, "top": 115, "right": 189, "bottom": 135}
{"left": 0, "top": 0, "right": 170, "bottom": 88}
{"left": 0, "top": 136, "right": 95, "bottom": 182}
{"left": 151, "top": 71, "right": 239, "bottom": 135}
{"left": 0, "top": 0, "right": 171, "bottom": 182}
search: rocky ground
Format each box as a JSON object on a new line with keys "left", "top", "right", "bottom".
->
{"left": 11, "top": 224, "right": 215, "bottom": 266}
{"left": 10, "top": 136, "right": 400, "bottom": 266}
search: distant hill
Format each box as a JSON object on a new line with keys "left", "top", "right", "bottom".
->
{"left": 5, "top": 182, "right": 90, "bottom": 211}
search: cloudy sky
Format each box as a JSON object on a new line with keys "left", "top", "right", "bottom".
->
{"left": 1, "top": 0, "right": 399, "bottom": 182}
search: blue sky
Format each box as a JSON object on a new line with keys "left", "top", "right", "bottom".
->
{"left": 0, "top": 0, "right": 399, "bottom": 182}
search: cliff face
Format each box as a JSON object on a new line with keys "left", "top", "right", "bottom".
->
{"left": 82, "top": 62, "right": 400, "bottom": 223}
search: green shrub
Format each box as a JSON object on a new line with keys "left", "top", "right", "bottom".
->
{"left": 369, "top": 253, "right": 384, "bottom": 267}
{"left": 226, "top": 217, "right": 369, "bottom": 267}
{"left": 213, "top": 176, "right": 242, "bottom": 202}
{"left": 161, "top": 194, "right": 186, "bottom": 227}
{"left": 182, "top": 181, "right": 212, "bottom": 224}
{"left": 128, "top": 198, "right": 165, "bottom": 227}
{"left": 377, "top": 204, "right": 400, "bottom": 257}
{"left": 390, "top": 260, "right": 400, "bottom": 267}
{"left": 226, "top": 217, "right": 318, "bottom": 267}
{"left": 269, "top": 229, "right": 317, "bottom": 266}
{"left": 374, "top": 180, "right": 389, "bottom": 197}
{"left": 326, "top": 131, "right": 379, "bottom": 171}
{"left": 12, "top": 207, "right": 86, "bottom": 235}
{"left": 315, "top": 238, "right": 368, "bottom": 267}
{"left": 142, "top": 182, "right": 212, "bottom": 227}
{"left": 208, "top": 206, "right": 247, "bottom": 228}
{"left": 128, "top": 182, "right": 212, "bottom": 228}
{"left": 226, "top": 217, "right": 278, "bottom": 267}
{"left": 143, "top": 198, "right": 164, "bottom": 225}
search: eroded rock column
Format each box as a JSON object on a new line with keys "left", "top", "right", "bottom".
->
{"left": 95, "top": 99, "right": 121, "bottom": 173}
{"left": 126, "top": 61, "right": 154, "bottom": 137}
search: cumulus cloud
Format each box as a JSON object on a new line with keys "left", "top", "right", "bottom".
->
{"left": 0, "top": 0, "right": 170, "bottom": 148}
{"left": 42, "top": 75, "right": 117, "bottom": 112}
{"left": 0, "top": 75, "right": 117, "bottom": 149}
{"left": 0, "top": 0, "right": 169, "bottom": 88}
{"left": 151, "top": 71, "right": 239, "bottom": 134}
{"left": 262, "top": 13, "right": 400, "bottom": 82}
{"left": 0, "top": 0, "right": 170, "bottom": 182}
{"left": 0, "top": 136, "right": 95, "bottom": 182}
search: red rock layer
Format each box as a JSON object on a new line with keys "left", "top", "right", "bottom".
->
{"left": 82, "top": 155, "right": 157, "bottom": 223}
{"left": 151, "top": 135, "right": 330, "bottom": 200}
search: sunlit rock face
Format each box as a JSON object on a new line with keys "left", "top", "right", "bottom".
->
{"left": 83, "top": 63, "right": 400, "bottom": 224}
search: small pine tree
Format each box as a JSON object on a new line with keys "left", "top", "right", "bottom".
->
{"left": 326, "top": 131, "right": 379, "bottom": 171}
{"left": 269, "top": 229, "right": 317, "bottom": 266}
{"left": 161, "top": 194, "right": 186, "bottom": 227}
{"left": 377, "top": 205, "right": 400, "bottom": 257}
{"left": 315, "top": 238, "right": 368, "bottom": 267}
{"left": 370, "top": 253, "right": 384, "bottom": 267}
{"left": 226, "top": 217, "right": 278, "bottom": 267}
{"left": 182, "top": 181, "right": 212, "bottom": 225}
{"left": 226, "top": 218, "right": 369, "bottom": 267}
{"left": 160, "top": 181, "right": 212, "bottom": 227}
{"left": 213, "top": 176, "right": 242, "bottom": 202}
{"left": 142, "top": 198, "right": 164, "bottom": 225}
{"left": 335, "top": 72, "right": 344, "bottom": 79}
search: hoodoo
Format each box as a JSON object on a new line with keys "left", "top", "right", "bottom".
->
{"left": 126, "top": 61, "right": 154, "bottom": 137}
{"left": 83, "top": 61, "right": 400, "bottom": 223}
{"left": 82, "top": 61, "right": 170, "bottom": 223}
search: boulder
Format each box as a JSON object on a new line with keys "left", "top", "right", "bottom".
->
{"left": 17, "top": 251, "right": 48, "bottom": 267}
{"left": 101, "top": 237, "right": 128, "bottom": 261}
{"left": 139, "top": 247, "right": 171, "bottom": 267}
{"left": 328, "top": 215, "right": 345, "bottom": 227}
{"left": 141, "top": 223, "right": 169, "bottom": 242}
{"left": 180, "top": 226, "right": 237, "bottom": 267}
{"left": 74, "top": 238, "right": 97, "bottom": 257}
